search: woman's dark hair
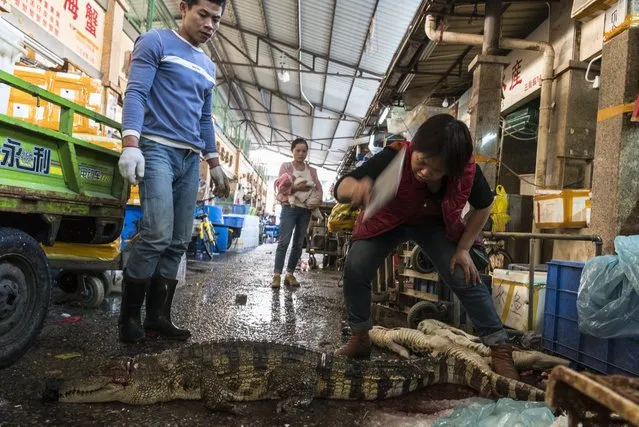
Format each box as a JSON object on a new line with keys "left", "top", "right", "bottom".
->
{"left": 291, "top": 138, "right": 309, "bottom": 151}
{"left": 412, "top": 114, "right": 474, "bottom": 177}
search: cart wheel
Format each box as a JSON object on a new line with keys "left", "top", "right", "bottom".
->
{"left": 58, "top": 271, "right": 79, "bottom": 293}
{"left": 409, "top": 246, "right": 435, "bottom": 274}
{"left": 0, "top": 228, "right": 51, "bottom": 368}
{"left": 98, "top": 272, "right": 114, "bottom": 296}
{"left": 407, "top": 301, "right": 444, "bottom": 329}
{"left": 81, "top": 275, "right": 105, "bottom": 308}
{"left": 308, "top": 255, "right": 317, "bottom": 269}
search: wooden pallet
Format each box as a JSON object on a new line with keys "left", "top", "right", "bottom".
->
{"left": 546, "top": 365, "right": 639, "bottom": 426}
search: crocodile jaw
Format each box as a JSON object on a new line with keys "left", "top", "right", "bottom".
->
{"left": 56, "top": 378, "right": 139, "bottom": 404}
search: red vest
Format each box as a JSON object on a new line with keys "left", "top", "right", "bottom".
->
{"left": 351, "top": 140, "right": 478, "bottom": 244}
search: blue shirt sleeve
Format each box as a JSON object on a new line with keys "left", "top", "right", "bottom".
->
{"left": 122, "top": 30, "right": 162, "bottom": 138}
{"left": 200, "top": 87, "right": 217, "bottom": 156}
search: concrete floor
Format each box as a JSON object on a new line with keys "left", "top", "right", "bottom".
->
{"left": 1, "top": 244, "right": 477, "bottom": 426}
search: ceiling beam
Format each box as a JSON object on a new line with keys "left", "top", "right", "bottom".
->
{"left": 226, "top": 108, "right": 360, "bottom": 122}
{"left": 212, "top": 62, "right": 382, "bottom": 80}
{"left": 328, "top": 0, "right": 381, "bottom": 167}
{"left": 320, "top": 1, "right": 338, "bottom": 112}
{"left": 219, "top": 21, "right": 384, "bottom": 79}
{"left": 231, "top": 77, "right": 363, "bottom": 122}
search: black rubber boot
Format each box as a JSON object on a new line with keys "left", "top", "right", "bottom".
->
{"left": 144, "top": 277, "right": 191, "bottom": 340}
{"left": 118, "top": 276, "right": 149, "bottom": 343}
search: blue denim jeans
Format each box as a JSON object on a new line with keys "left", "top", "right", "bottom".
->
{"left": 125, "top": 137, "right": 200, "bottom": 281}
{"left": 274, "top": 205, "right": 312, "bottom": 274}
{"left": 343, "top": 225, "right": 508, "bottom": 346}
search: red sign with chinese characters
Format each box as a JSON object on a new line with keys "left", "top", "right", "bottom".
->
{"left": 10, "top": 0, "right": 104, "bottom": 70}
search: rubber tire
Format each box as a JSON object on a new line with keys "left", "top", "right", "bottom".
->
{"left": 487, "top": 249, "right": 513, "bottom": 273}
{"left": 0, "top": 228, "right": 51, "bottom": 368}
{"left": 81, "top": 275, "right": 105, "bottom": 308}
{"left": 308, "top": 255, "right": 317, "bottom": 269}
{"left": 58, "top": 270, "right": 79, "bottom": 293}
{"left": 226, "top": 229, "right": 233, "bottom": 250}
{"left": 409, "top": 246, "right": 435, "bottom": 274}
{"left": 407, "top": 301, "right": 443, "bottom": 329}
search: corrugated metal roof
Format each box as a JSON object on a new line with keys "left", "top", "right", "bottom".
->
{"left": 213, "top": 0, "right": 423, "bottom": 170}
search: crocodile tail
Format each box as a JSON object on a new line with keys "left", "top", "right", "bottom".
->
{"left": 437, "top": 348, "right": 546, "bottom": 402}
{"left": 489, "top": 372, "right": 546, "bottom": 401}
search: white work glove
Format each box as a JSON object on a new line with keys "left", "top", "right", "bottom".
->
{"left": 210, "top": 165, "right": 230, "bottom": 198}
{"left": 118, "top": 147, "right": 145, "bottom": 185}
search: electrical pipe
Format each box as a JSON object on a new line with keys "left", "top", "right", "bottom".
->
{"left": 425, "top": 15, "right": 555, "bottom": 187}
{"left": 297, "top": 0, "right": 314, "bottom": 112}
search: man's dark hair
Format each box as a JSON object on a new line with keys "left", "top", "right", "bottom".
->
{"left": 291, "top": 138, "right": 308, "bottom": 151}
{"left": 412, "top": 114, "right": 474, "bottom": 178}
{"left": 184, "top": 0, "right": 226, "bottom": 12}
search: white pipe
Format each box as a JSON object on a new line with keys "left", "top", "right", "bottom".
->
{"left": 585, "top": 54, "right": 602, "bottom": 83}
{"left": 425, "top": 15, "right": 555, "bottom": 187}
{"left": 0, "top": 30, "right": 27, "bottom": 56}
{"left": 297, "top": 0, "right": 314, "bottom": 112}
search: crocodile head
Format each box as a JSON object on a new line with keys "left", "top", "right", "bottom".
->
{"left": 44, "top": 353, "right": 195, "bottom": 405}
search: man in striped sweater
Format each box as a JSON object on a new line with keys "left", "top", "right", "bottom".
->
{"left": 117, "top": 0, "right": 229, "bottom": 343}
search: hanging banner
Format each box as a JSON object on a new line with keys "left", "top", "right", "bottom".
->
{"left": 8, "top": 0, "right": 105, "bottom": 69}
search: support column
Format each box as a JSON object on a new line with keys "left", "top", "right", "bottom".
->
{"left": 483, "top": 0, "right": 502, "bottom": 55}
{"left": 589, "top": 26, "right": 639, "bottom": 254}
{"left": 101, "top": 1, "right": 126, "bottom": 89}
{"left": 468, "top": 55, "right": 510, "bottom": 189}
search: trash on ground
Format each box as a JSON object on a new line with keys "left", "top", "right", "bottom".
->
{"left": 53, "top": 316, "right": 82, "bottom": 324}
{"left": 235, "top": 294, "right": 248, "bottom": 305}
{"left": 432, "top": 397, "right": 557, "bottom": 427}
{"left": 53, "top": 352, "right": 82, "bottom": 360}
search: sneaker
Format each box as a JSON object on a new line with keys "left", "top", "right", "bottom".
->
{"left": 284, "top": 273, "right": 300, "bottom": 287}
{"left": 271, "top": 274, "right": 281, "bottom": 288}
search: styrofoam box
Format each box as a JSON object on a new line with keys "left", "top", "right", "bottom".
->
{"left": 491, "top": 268, "right": 547, "bottom": 333}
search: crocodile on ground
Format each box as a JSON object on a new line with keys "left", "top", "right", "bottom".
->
{"left": 43, "top": 339, "right": 544, "bottom": 413}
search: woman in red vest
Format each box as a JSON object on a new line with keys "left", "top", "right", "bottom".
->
{"left": 333, "top": 114, "right": 519, "bottom": 380}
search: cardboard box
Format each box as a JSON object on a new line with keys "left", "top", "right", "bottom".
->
{"left": 491, "top": 268, "right": 547, "bottom": 333}
{"left": 534, "top": 189, "right": 591, "bottom": 229}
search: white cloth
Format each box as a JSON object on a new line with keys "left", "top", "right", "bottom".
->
{"left": 289, "top": 166, "right": 315, "bottom": 208}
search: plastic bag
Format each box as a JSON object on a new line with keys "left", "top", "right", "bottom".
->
{"left": 433, "top": 397, "right": 555, "bottom": 427}
{"left": 577, "top": 235, "right": 639, "bottom": 339}
{"left": 327, "top": 203, "right": 359, "bottom": 232}
{"left": 491, "top": 185, "right": 511, "bottom": 232}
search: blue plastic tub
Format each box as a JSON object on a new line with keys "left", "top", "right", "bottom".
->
{"left": 232, "top": 204, "right": 249, "bottom": 215}
{"left": 213, "top": 225, "right": 230, "bottom": 253}
{"left": 542, "top": 260, "right": 639, "bottom": 376}
{"left": 204, "top": 205, "right": 224, "bottom": 225}
{"left": 121, "top": 205, "right": 143, "bottom": 249}
{"left": 223, "top": 216, "right": 244, "bottom": 228}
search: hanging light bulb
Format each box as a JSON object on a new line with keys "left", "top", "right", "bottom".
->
{"left": 277, "top": 68, "right": 290, "bottom": 83}
{"left": 442, "top": 98, "right": 449, "bottom": 108}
